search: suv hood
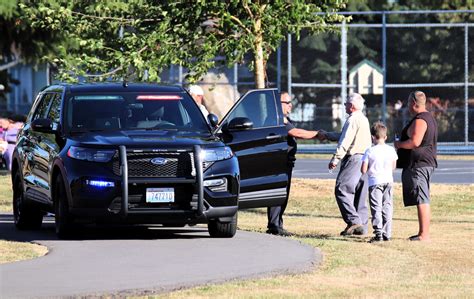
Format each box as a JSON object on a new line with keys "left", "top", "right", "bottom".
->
{"left": 68, "top": 130, "right": 223, "bottom": 148}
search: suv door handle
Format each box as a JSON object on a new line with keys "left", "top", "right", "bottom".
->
{"left": 266, "top": 134, "right": 281, "bottom": 140}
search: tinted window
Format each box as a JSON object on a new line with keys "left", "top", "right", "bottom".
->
{"left": 65, "top": 92, "right": 209, "bottom": 132}
{"left": 47, "top": 94, "right": 62, "bottom": 123}
{"left": 225, "top": 90, "right": 278, "bottom": 128}
{"left": 32, "top": 94, "right": 52, "bottom": 121}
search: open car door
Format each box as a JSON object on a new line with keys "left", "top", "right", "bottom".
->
{"left": 217, "top": 89, "right": 289, "bottom": 209}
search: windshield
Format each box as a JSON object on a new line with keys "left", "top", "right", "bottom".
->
{"left": 65, "top": 92, "right": 209, "bottom": 133}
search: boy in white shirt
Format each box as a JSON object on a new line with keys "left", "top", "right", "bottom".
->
{"left": 361, "top": 122, "right": 398, "bottom": 242}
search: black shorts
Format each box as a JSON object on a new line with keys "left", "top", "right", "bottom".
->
{"left": 401, "top": 167, "right": 435, "bottom": 207}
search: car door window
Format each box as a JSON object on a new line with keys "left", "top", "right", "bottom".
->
{"left": 46, "top": 94, "right": 62, "bottom": 124}
{"left": 225, "top": 90, "right": 278, "bottom": 128}
{"left": 31, "top": 94, "right": 52, "bottom": 121}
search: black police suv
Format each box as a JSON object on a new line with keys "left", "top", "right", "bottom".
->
{"left": 11, "top": 83, "right": 289, "bottom": 238}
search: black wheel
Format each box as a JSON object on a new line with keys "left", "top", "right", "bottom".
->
{"left": 54, "top": 176, "right": 74, "bottom": 239}
{"left": 13, "top": 173, "right": 43, "bottom": 230}
{"left": 208, "top": 213, "right": 237, "bottom": 238}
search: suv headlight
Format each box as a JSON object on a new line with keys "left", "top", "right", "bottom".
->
{"left": 201, "top": 146, "right": 233, "bottom": 162}
{"left": 67, "top": 146, "right": 115, "bottom": 163}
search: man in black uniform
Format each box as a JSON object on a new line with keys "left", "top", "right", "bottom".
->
{"left": 266, "top": 92, "right": 320, "bottom": 236}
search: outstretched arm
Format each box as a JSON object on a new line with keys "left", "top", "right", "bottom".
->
{"left": 288, "top": 128, "right": 318, "bottom": 140}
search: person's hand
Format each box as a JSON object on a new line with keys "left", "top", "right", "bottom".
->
{"left": 313, "top": 130, "right": 319, "bottom": 139}
{"left": 0, "top": 141, "right": 7, "bottom": 154}
{"left": 328, "top": 162, "right": 337, "bottom": 170}
{"left": 394, "top": 140, "right": 400, "bottom": 149}
{"left": 318, "top": 130, "right": 327, "bottom": 141}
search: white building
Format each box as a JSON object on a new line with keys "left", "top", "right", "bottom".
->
{"left": 349, "top": 59, "right": 383, "bottom": 95}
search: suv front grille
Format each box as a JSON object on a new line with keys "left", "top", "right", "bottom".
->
{"left": 113, "top": 151, "right": 195, "bottom": 178}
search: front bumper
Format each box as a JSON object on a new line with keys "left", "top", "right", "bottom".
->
{"left": 67, "top": 145, "right": 239, "bottom": 224}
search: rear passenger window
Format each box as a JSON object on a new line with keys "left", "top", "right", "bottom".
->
{"left": 47, "top": 94, "right": 62, "bottom": 124}
{"left": 32, "top": 94, "right": 52, "bottom": 121}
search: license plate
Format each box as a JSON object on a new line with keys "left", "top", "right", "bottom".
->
{"left": 146, "top": 188, "right": 175, "bottom": 203}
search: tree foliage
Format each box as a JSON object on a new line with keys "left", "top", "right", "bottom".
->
{"left": 166, "top": 1, "right": 348, "bottom": 88}
{"left": 19, "top": 1, "right": 179, "bottom": 82}
{"left": 0, "top": 1, "right": 63, "bottom": 92}
{"left": 17, "top": 1, "right": 348, "bottom": 88}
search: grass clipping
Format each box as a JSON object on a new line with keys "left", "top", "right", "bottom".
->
{"left": 164, "top": 179, "right": 474, "bottom": 298}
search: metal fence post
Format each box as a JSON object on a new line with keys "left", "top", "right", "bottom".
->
{"left": 382, "top": 12, "right": 387, "bottom": 123}
{"left": 465, "top": 24, "right": 469, "bottom": 145}
{"left": 287, "top": 33, "right": 292, "bottom": 97}
{"left": 170, "top": 65, "right": 175, "bottom": 83}
{"left": 277, "top": 45, "right": 281, "bottom": 92}
{"left": 341, "top": 20, "right": 347, "bottom": 124}
{"left": 233, "top": 62, "right": 238, "bottom": 101}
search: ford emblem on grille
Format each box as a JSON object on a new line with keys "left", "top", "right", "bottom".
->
{"left": 150, "top": 157, "right": 167, "bottom": 165}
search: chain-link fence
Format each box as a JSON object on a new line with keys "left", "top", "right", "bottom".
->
{"left": 3, "top": 10, "right": 473, "bottom": 147}
{"left": 285, "top": 10, "right": 473, "bottom": 145}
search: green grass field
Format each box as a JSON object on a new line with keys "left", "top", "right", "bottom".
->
{"left": 1, "top": 173, "right": 473, "bottom": 297}
{"left": 162, "top": 179, "right": 474, "bottom": 298}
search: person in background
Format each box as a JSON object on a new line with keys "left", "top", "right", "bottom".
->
{"left": 1, "top": 114, "right": 25, "bottom": 171}
{"left": 0, "top": 117, "right": 8, "bottom": 159}
{"left": 318, "top": 93, "right": 372, "bottom": 236}
{"left": 361, "top": 121, "right": 398, "bottom": 243}
{"left": 267, "top": 92, "right": 319, "bottom": 236}
{"left": 188, "top": 85, "right": 210, "bottom": 118}
{"left": 394, "top": 91, "right": 437, "bottom": 242}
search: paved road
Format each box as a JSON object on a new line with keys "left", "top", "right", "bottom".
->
{"left": 0, "top": 215, "right": 318, "bottom": 298}
{"left": 294, "top": 159, "right": 474, "bottom": 184}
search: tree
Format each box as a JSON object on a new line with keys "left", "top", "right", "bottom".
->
{"left": 166, "top": 1, "right": 348, "bottom": 88}
{"left": 19, "top": 1, "right": 181, "bottom": 83}
{"left": 0, "top": 1, "right": 63, "bottom": 93}
{"left": 20, "top": 1, "right": 348, "bottom": 88}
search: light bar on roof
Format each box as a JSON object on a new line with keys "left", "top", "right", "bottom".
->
{"left": 136, "top": 95, "right": 182, "bottom": 100}
{"left": 74, "top": 95, "right": 124, "bottom": 100}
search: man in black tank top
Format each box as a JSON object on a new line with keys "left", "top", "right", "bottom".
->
{"left": 395, "top": 91, "right": 438, "bottom": 242}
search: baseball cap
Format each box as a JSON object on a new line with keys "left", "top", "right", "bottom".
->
{"left": 188, "top": 85, "right": 204, "bottom": 96}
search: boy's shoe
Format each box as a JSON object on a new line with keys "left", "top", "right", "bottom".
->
{"left": 340, "top": 224, "right": 351, "bottom": 235}
{"left": 341, "top": 224, "right": 363, "bottom": 236}
{"left": 383, "top": 236, "right": 391, "bottom": 241}
{"left": 368, "top": 235, "right": 383, "bottom": 243}
{"left": 353, "top": 226, "right": 365, "bottom": 235}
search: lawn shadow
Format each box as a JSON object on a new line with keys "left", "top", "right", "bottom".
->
{"left": 294, "top": 232, "right": 369, "bottom": 243}
{"left": 243, "top": 208, "right": 343, "bottom": 220}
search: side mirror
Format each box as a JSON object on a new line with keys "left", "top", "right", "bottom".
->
{"left": 226, "top": 117, "right": 253, "bottom": 131}
{"left": 207, "top": 113, "right": 219, "bottom": 128}
{"left": 31, "top": 118, "right": 55, "bottom": 134}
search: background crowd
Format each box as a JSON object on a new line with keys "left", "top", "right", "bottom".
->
{"left": 0, "top": 113, "right": 26, "bottom": 171}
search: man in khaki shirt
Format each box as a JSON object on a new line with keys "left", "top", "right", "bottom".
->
{"left": 319, "top": 93, "right": 371, "bottom": 236}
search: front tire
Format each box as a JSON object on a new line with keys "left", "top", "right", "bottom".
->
{"left": 13, "top": 173, "right": 43, "bottom": 230}
{"left": 54, "top": 176, "right": 74, "bottom": 239}
{"left": 208, "top": 213, "right": 237, "bottom": 238}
